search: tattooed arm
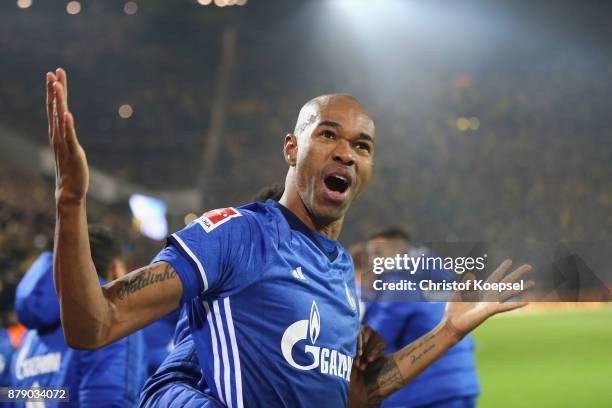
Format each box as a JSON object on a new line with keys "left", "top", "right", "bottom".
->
{"left": 352, "top": 320, "right": 459, "bottom": 407}
{"left": 55, "top": 197, "right": 182, "bottom": 349}
{"left": 56, "top": 221, "right": 182, "bottom": 351}
{"left": 56, "top": 193, "right": 182, "bottom": 349}
{"left": 47, "top": 68, "right": 183, "bottom": 350}
{"left": 350, "top": 259, "right": 534, "bottom": 407}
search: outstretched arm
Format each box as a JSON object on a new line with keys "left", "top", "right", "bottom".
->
{"left": 47, "top": 68, "right": 183, "bottom": 349}
{"left": 350, "top": 260, "right": 533, "bottom": 407}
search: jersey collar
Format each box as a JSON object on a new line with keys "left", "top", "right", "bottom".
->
{"left": 269, "top": 200, "right": 340, "bottom": 262}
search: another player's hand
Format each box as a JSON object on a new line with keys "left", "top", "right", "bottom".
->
{"left": 47, "top": 68, "right": 89, "bottom": 206}
{"left": 355, "top": 325, "right": 386, "bottom": 371}
{"left": 444, "top": 259, "right": 534, "bottom": 342}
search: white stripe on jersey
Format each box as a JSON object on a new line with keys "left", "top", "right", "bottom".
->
{"left": 172, "top": 233, "right": 209, "bottom": 291}
{"left": 224, "top": 297, "right": 244, "bottom": 408}
{"left": 203, "top": 301, "right": 225, "bottom": 405}
{"left": 213, "top": 300, "right": 233, "bottom": 408}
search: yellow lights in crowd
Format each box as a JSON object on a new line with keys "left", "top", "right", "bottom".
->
{"left": 17, "top": 0, "right": 244, "bottom": 12}
{"left": 456, "top": 116, "right": 480, "bottom": 132}
{"left": 17, "top": 1, "right": 139, "bottom": 15}
{"left": 183, "top": 213, "right": 199, "bottom": 226}
{"left": 124, "top": 1, "right": 138, "bottom": 15}
{"left": 16, "top": 0, "right": 32, "bottom": 9}
{"left": 198, "top": 0, "right": 249, "bottom": 6}
{"left": 118, "top": 104, "right": 134, "bottom": 119}
{"left": 66, "top": 1, "right": 81, "bottom": 15}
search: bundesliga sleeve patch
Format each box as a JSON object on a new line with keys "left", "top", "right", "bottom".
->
{"left": 196, "top": 207, "right": 242, "bottom": 233}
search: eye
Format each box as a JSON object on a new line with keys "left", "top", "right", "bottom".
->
{"left": 356, "top": 142, "right": 371, "bottom": 152}
{"left": 320, "top": 130, "right": 336, "bottom": 139}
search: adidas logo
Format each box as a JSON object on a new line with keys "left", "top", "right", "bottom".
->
{"left": 292, "top": 266, "right": 306, "bottom": 281}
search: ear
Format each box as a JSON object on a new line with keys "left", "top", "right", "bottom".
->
{"left": 283, "top": 133, "right": 298, "bottom": 167}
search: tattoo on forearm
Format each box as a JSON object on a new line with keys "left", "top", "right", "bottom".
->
{"left": 396, "top": 332, "right": 435, "bottom": 361}
{"left": 363, "top": 331, "right": 441, "bottom": 406}
{"left": 116, "top": 264, "right": 177, "bottom": 300}
{"left": 364, "top": 357, "right": 402, "bottom": 407}
{"left": 409, "top": 343, "right": 436, "bottom": 365}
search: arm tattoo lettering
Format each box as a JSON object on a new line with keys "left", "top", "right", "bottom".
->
{"left": 363, "top": 357, "right": 402, "bottom": 407}
{"left": 116, "top": 263, "right": 177, "bottom": 300}
{"left": 409, "top": 343, "right": 436, "bottom": 365}
{"left": 362, "top": 331, "right": 441, "bottom": 406}
{"left": 396, "top": 332, "right": 435, "bottom": 361}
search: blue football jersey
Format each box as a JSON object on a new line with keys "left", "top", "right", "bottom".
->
{"left": 153, "top": 200, "right": 360, "bottom": 407}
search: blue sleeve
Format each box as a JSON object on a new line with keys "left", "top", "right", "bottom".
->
{"left": 152, "top": 208, "right": 264, "bottom": 304}
{"left": 78, "top": 333, "right": 146, "bottom": 407}
{"left": 153, "top": 246, "right": 199, "bottom": 305}
{"left": 139, "top": 336, "right": 222, "bottom": 408}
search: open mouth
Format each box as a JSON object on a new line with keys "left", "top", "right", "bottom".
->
{"left": 321, "top": 171, "right": 353, "bottom": 204}
{"left": 324, "top": 175, "right": 350, "bottom": 194}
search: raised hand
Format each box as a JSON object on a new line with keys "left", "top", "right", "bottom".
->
{"left": 47, "top": 68, "right": 89, "bottom": 206}
{"left": 444, "top": 259, "right": 534, "bottom": 341}
{"left": 350, "top": 259, "right": 535, "bottom": 407}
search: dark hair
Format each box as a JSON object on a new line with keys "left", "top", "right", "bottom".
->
{"left": 368, "top": 227, "right": 411, "bottom": 242}
{"left": 253, "top": 183, "right": 285, "bottom": 202}
{"left": 88, "top": 224, "right": 122, "bottom": 279}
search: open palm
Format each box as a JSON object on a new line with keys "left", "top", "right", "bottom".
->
{"left": 445, "top": 260, "right": 534, "bottom": 339}
{"left": 47, "top": 68, "right": 89, "bottom": 206}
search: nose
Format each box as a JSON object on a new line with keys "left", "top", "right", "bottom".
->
{"left": 332, "top": 139, "right": 355, "bottom": 166}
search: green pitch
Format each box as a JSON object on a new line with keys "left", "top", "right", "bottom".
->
{"left": 473, "top": 307, "right": 612, "bottom": 408}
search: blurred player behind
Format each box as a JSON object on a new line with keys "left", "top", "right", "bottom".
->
{"left": 9, "top": 225, "right": 146, "bottom": 407}
{"left": 361, "top": 229, "right": 480, "bottom": 408}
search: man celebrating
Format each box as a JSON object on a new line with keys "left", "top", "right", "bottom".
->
{"left": 47, "top": 68, "right": 532, "bottom": 407}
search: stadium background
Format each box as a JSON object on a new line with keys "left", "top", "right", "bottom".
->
{"left": 0, "top": 0, "right": 610, "bottom": 406}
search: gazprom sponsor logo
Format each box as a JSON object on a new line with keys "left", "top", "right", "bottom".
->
{"left": 281, "top": 301, "right": 353, "bottom": 381}
{"left": 15, "top": 343, "right": 61, "bottom": 380}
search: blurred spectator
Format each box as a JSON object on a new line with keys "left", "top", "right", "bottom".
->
{"left": 360, "top": 228, "right": 480, "bottom": 408}
{"left": 9, "top": 225, "right": 147, "bottom": 407}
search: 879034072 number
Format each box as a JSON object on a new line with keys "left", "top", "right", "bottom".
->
{"left": 0, "top": 387, "right": 69, "bottom": 402}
